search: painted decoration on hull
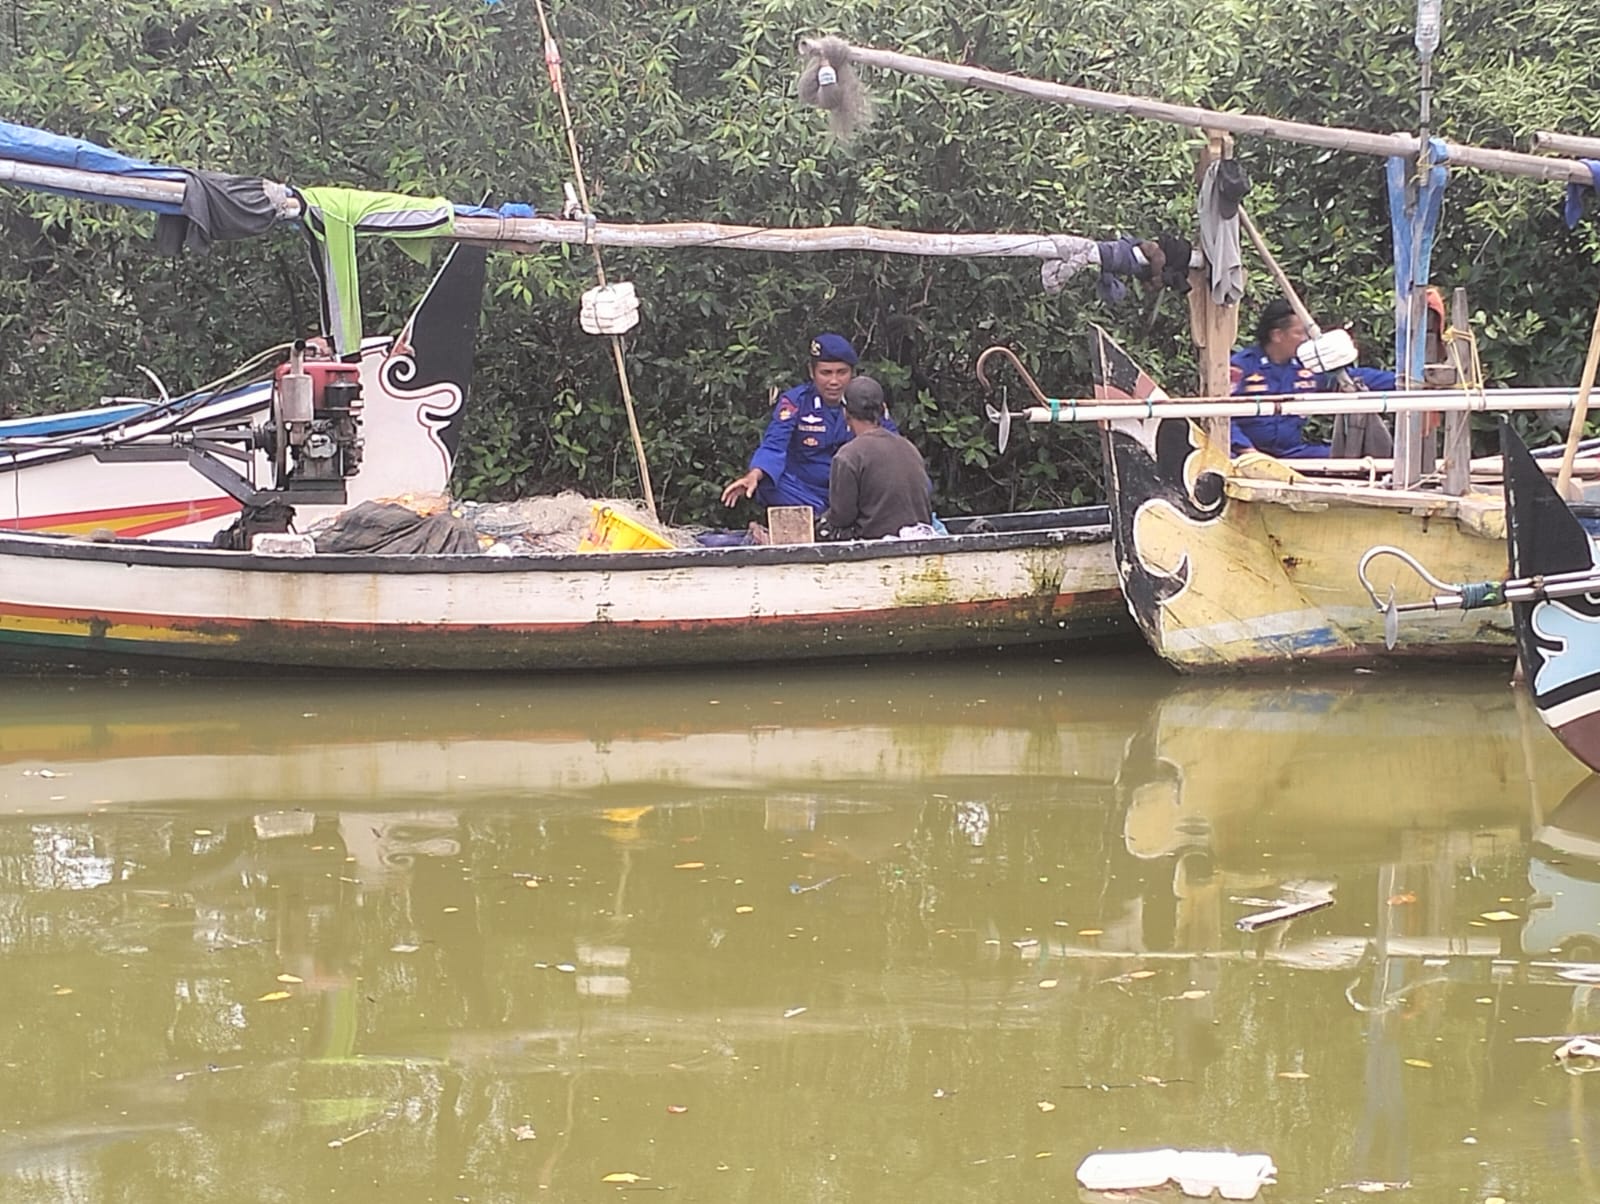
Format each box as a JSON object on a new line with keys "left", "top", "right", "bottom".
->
{"left": 1502, "top": 422, "right": 1600, "bottom": 774}
{"left": 1089, "top": 325, "right": 1228, "bottom": 637}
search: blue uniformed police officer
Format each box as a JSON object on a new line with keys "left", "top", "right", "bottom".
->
{"left": 721, "top": 332, "right": 898, "bottom": 513}
{"left": 1230, "top": 298, "right": 1395, "bottom": 458}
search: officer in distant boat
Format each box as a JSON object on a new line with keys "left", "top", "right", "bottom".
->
{"left": 720, "top": 332, "right": 898, "bottom": 514}
{"left": 1230, "top": 297, "right": 1396, "bottom": 459}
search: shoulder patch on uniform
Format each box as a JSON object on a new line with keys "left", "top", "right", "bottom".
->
{"left": 775, "top": 402, "right": 797, "bottom": 422}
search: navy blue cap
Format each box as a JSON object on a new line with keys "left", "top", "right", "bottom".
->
{"left": 809, "top": 332, "right": 858, "bottom": 366}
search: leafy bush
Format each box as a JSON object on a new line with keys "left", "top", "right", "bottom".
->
{"left": 1, "top": 0, "right": 1596, "bottom": 521}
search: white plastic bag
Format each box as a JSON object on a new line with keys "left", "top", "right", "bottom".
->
{"left": 1077, "top": 1149, "right": 1277, "bottom": 1200}
{"left": 580, "top": 282, "right": 641, "bottom": 335}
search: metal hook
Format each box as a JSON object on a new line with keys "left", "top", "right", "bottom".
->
{"left": 1356, "top": 545, "right": 1463, "bottom": 610}
{"left": 975, "top": 345, "right": 1052, "bottom": 407}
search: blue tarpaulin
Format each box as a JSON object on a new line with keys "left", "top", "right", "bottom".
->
{"left": 0, "top": 120, "right": 185, "bottom": 214}
{"left": 0, "top": 119, "right": 539, "bottom": 222}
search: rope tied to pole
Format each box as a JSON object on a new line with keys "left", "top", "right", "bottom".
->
{"left": 532, "top": 0, "right": 658, "bottom": 518}
{"left": 1443, "top": 323, "right": 1485, "bottom": 403}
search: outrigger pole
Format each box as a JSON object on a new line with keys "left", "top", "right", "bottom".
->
{"left": 797, "top": 39, "right": 1598, "bottom": 187}
{"left": 0, "top": 157, "right": 1101, "bottom": 262}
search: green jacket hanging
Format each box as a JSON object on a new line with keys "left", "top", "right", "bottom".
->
{"left": 297, "top": 186, "right": 455, "bottom": 356}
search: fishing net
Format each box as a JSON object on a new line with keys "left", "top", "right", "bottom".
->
{"left": 307, "top": 490, "right": 702, "bottom": 555}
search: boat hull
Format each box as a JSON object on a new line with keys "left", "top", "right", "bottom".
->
{"left": 1091, "top": 326, "right": 1523, "bottom": 672}
{"left": 0, "top": 518, "right": 1127, "bottom": 672}
{"left": 1109, "top": 423, "right": 1517, "bottom": 669}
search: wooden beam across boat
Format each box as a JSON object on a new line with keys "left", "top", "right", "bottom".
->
{"left": 1005, "top": 386, "right": 1584, "bottom": 425}
{"left": 1256, "top": 456, "right": 1600, "bottom": 480}
{"left": 0, "top": 156, "right": 1095, "bottom": 260}
{"left": 809, "top": 39, "right": 1596, "bottom": 186}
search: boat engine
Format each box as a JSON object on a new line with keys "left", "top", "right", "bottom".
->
{"left": 265, "top": 341, "right": 365, "bottom": 493}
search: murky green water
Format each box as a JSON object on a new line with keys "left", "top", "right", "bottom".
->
{"left": 1, "top": 654, "right": 1596, "bottom": 1203}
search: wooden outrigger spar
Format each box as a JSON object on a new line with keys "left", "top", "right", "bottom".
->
{"left": 0, "top": 155, "right": 1098, "bottom": 262}
{"left": 800, "top": 38, "right": 1597, "bottom": 186}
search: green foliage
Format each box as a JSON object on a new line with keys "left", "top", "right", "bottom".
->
{"left": 1, "top": 0, "right": 1597, "bottom": 514}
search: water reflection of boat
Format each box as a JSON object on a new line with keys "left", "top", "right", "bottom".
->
{"left": 1526, "top": 775, "right": 1600, "bottom": 960}
{"left": 0, "top": 660, "right": 1175, "bottom": 817}
{"left": 1115, "top": 675, "right": 1583, "bottom": 866}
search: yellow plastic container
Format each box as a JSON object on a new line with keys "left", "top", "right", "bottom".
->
{"left": 577, "top": 503, "right": 673, "bottom": 553}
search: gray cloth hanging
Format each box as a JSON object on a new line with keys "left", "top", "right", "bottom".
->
{"left": 1330, "top": 413, "right": 1395, "bottom": 458}
{"left": 156, "top": 169, "right": 279, "bottom": 255}
{"left": 1196, "top": 161, "right": 1244, "bottom": 306}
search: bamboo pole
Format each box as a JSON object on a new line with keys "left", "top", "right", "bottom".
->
{"left": 532, "top": 0, "right": 655, "bottom": 518}
{"left": 1553, "top": 291, "right": 1600, "bottom": 500}
{"left": 0, "top": 157, "right": 1104, "bottom": 261}
{"left": 483, "top": 221, "right": 1092, "bottom": 258}
{"left": 1534, "top": 131, "right": 1600, "bottom": 159}
{"left": 1189, "top": 131, "right": 1236, "bottom": 449}
{"left": 1007, "top": 386, "right": 1582, "bottom": 425}
{"left": 1262, "top": 456, "right": 1600, "bottom": 480}
{"left": 808, "top": 40, "right": 1597, "bottom": 185}
{"left": 1442, "top": 287, "right": 1474, "bottom": 494}
{"left": 1238, "top": 208, "right": 1322, "bottom": 338}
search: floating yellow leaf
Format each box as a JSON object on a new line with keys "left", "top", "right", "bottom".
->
{"left": 257, "top": 990, "right": 292, "bottom": 1002}
{"left": 1038, "top": 979, "right": 1059, "bottom": 989}
{"left": 276, "top": 973, "right": 303, "bottom": 984}
{"left": 666, "top": 1105, "right": 688, "bottom": 1114}
{"left": 524, "top": 880, "right": 540, "bottom": 889}
{"left": 1179, "top": 989, "right": 1209, "bottom": 1000}
{"left": 52, "top": 986, "right": 73, "bottom": 996}
{"left": 601, "top": 1172, "right": 648, "bottom": 1183}
{"left": 1387, "top": 891, "right": 1417, "bottom": 906}
{"left": 735, "top": 905, "right": 754, "bottom": 914}
{"left": 1034, "top": 1151, "right": 1053, "bottom": 1159}
{"left": 1128, "top": 970, "right": 1157, "bottom": 980}
{"left": 1277, "top": 1071, "right": 1311, "bottom": 1080}
{"left": 1037, "top": 1101, "right": 1056, "bottom": 1113}
{"left": 1480, "top": 910, "right": 1519, "bottom": 922}
{"left": 1078, "top": 928, "right": 1104, "bottom": 937}
{"left": 1403, "top": 1058, "right": 1433, "bottom": 1069}
{"left": 674, "top": 861, "right": 706, "bottom": 870}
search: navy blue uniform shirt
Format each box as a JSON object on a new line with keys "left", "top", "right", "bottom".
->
{"left": 1229, "top": 345, "right": 1396, "bottom": 458}
{"left": 748, "top": 381, "right": 898, "bottom": 512}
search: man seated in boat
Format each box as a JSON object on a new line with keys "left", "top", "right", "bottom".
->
{"left": 1230, "top": 298, "right": 1395, "bottom": 459}
{"left": 720, "top": 333, "right": 898, "bottom": 514}
{"left": 819, "top": 377, "right": 934, "bottom": 540}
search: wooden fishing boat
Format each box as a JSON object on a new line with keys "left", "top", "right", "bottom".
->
{"left": 1081, "top": 328, "right": 1600, "bottom": 671}
{"left": 0, "top": 116, "right": 1149, "bottom": 672}
{"left": 0, "top": 504, "right": 1127, "bottom": 672}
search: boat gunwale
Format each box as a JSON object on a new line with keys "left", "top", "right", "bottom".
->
{"left": 0, "top": 507, "right": 1113, "bottom": 575}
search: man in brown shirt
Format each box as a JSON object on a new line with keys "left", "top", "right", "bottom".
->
{"left": 822, "top": 377, "right": 933, "bottom": 540}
